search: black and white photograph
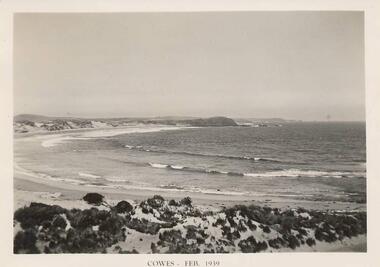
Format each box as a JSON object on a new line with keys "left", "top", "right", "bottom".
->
{"left": 10, "top": 11, "right": 368, "bottom": 255}
{"left": 2, "top": 0, "right": 380, "bottom": 264}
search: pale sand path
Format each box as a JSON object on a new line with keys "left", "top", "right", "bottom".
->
{"left": 14, "top": 172, "right": 366, "bottom": 212}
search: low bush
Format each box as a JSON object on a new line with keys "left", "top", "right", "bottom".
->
{"left": 83, "top": 193, "right": 105, "bottom": 205}
{"left": 180, "top": 197, "right": 192, "bottom": 206}
{"left": 14, "top": 202, "right": 65, "bottom": 229}
{"left": 14, "top": 229, "right": 40, "bottom": 254}
{"left": 147, "top": 195, "right": 165, "bottom": 208}
{"left": 115, "top": 201, "right": 133, "bottom": 213}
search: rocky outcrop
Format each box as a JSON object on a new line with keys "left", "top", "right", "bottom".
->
{"left": 148, "top": 117, "right": 239, "bottom": 127}
{"left": 184, "top": 117, "right": 238, "bottom": 127}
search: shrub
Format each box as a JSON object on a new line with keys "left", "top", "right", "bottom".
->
{"left": 159, "top": 229, "right": 201, "bottom": 254}
{"left": 268, "top": 238, "right": 283, "bottom": 249}
{"left": 65, "top": 228, "right": 106, "bottom": 253}
{"left": 314, "top": 228, "right": 324, "bottom": 241}
{"left": 180, "top": 197, "right": 192, "bottom": 206}
{"left": 285, "top": 234, "right": 300, "bottom": 249}
{"left": 246, "top": 220, "right": 257, "bottom": 231}
{"left": 185, "top": 225, "right": 198, "bottom": 240}
{"left": 159, "top": 229, "right": 182, "bottom": 243}
{"left": 298, "top": 228, "right": 307, "bottom": 236}
{"left": 212, "top": 218, "right": 226, "bottom": 227}
{"left": 99, "top": 213, "right": 126, "bottom": 235}
{"left": 196, "top": 237, "right": 205, "bottom": 244}
{"left": 306, "top": 237, "right": 316, "bottom": 247}
{"left": 226, "top": 230, "right": 240, "bottom": 241}
{"left": 280, "top": 217, "right": 296, "bottom": 234}
{"left": 147, "top": 195, "right": 165, "bottom": 208}
{"left": 14, "top": 229, "right": 40, "bottom": 254}
{"left": 238, "top": 236, "right": 268, "bottom": 253}
{"left": 126, "top": 218, "right": 163, "bottom": 235}
{"left": 14, "top": 202, "right": 65, "bottom": 229}
{"left": 83, "top": 193, "right": 105, "bottom": 205}
{"left": 260, "top": 225, "right": 271, "bottom": 233}
{"left": 168, "top": 199, "right": 180, "bottom": 206}
{"left": 51, "top": 215, "right": 67, "bottom": 229}
{"left": 67, "top": 208, "right": 102, "bottom": 229}
{"left": 119, "top": 249, "right": 139, "bottom": 254}
{"left": 115, "top": 201, "right": 133, "bottom": 213}
{"left": 151, "top": 242, "right": 159, "bottom": 253}
{"left": 237, "top": 221, "right": 247, "bottom": 232}
{"left": 141, "top": 207, "right": 149, "bottom": 214}
{"left": 159, "top": 208, "right": 176, "bottom": 222}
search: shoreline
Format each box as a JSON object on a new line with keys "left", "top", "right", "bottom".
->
{"left": 15, "top": 124, "right": 190, "bottom": 147}
{"left": 14, "top": 171, "right": 366, "bottom": 212}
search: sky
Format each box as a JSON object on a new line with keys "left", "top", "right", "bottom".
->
{"left": 14, "top": 12, "right": 365, "bottom": 121}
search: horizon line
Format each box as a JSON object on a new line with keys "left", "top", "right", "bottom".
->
{"left": 13, "top": 113, "right": 366, "bottom": 122}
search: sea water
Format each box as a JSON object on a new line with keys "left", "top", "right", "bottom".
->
{"left": 16, "top": 122, "right": 366, "bottom": 203}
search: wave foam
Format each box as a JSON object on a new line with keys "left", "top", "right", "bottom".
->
{"left": 125, "top": 145, "right": 281, "bottom": 163}
{"left": 78, "top": 172, "right": 101, "bottom": 179}
{"left": 244, "top": 169, "right": 364, "bottom": 178}
{"left": 147, "top": 162, "right": 364, "bottom": 179}
{"left": 149, "top": 163, "right": 168, "bottom": 169}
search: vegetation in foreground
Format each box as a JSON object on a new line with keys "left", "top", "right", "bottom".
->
{"left": 14, "top": 193, "right": 366, "bottom": 254}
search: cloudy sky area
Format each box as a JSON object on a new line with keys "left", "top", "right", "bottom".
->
{"left": 14, "top": 12, "right": 364, "bottom": 121}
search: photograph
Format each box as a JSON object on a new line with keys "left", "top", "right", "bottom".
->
{"left": 12, "top": 11, "right": 367, "bottom": 254}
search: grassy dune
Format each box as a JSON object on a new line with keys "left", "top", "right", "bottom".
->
{"left": 13, "top": 194, "right": 366, "bottom": 254}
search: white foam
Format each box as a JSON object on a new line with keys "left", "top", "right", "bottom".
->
{"left": 243, "top": 169, "right": 357, "bottom": 178}
{"left": 149, "top": 163, "right": 168, "bottom": 169}
{"left": 105, "top": 177, "right": 125, "bottom": 182}
{"left": 170, "top": 165, "right": 184, "bottom": 170}
{"left": 78, "top": 172, "right": 101, "bottom": 179}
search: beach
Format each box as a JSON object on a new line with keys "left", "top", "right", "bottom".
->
{"left": 13, "top": 125, "right": 367, "bottom": 253}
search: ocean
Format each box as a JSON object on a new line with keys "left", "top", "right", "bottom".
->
{"left": 16, "top": 122, "right": 366, "bottom": 204}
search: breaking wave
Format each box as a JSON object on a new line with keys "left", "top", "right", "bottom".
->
{"left": 126, "top": 145, "right": 281, "bottom": 163}
{"left": 147, "top": 162, "right": 365, "bottom": 179}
